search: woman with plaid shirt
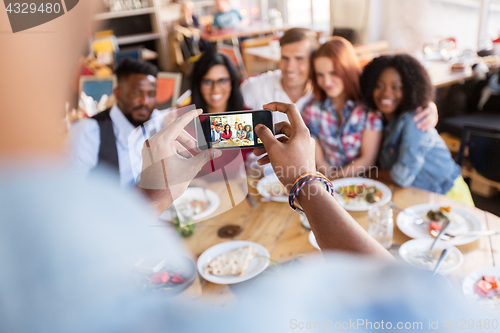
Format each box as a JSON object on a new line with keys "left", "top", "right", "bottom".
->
{"left": 303, "top": 37, "right": 384, "bottom": 179}
{"left": 303, "top": 37, "right": 439, "bottom": 180}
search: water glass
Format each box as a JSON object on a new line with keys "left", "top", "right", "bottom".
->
{"left": 299, "top": 212, "right": 311, "bottom": 230}
{"left": 368, "top": 205, "right": 393, "bottom": 249}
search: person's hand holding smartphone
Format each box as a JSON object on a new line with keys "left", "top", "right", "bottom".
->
{"left": 196, "top": 109, "right": 274, "bottom": 150}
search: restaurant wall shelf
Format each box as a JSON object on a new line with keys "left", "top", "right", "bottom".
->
{"left": 93, "top": 0, "right": 168, "bottom": 70}
{"left": 116, "top": 32, "right": 161, "bottom": 45}
{"left": 94, "top": 7, "right": 156, "bottom": 21}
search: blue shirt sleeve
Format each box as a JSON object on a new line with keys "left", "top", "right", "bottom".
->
{"left": 213, "top": 13, "right": 222, "bottom": 29}
{"left": 233, "top": 9, "right": 242, "bottom": 20}
{"left": 389, "top": 118, "right": 436, "bottom": 187}
{"left": 66, "top": 118, "right": 100, "bottom": 177}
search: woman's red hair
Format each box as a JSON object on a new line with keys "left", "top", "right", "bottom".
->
{"left": 311, "top": 37, "right": 362, "bottom": 103}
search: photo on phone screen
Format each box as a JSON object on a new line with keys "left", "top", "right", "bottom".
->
{"left": 196, "top": 110, "right": 273, "bottom": 150}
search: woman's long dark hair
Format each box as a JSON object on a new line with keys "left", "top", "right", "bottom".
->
{"left": 224, "top": 124, "right": 231, "bottom": 135}
{"left": 190, "top": 51, "right": 244, "bottom": 113}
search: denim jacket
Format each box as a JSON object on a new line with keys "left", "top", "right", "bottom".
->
{"left": 378, "top": 111, "right": 461, "bottom": 194}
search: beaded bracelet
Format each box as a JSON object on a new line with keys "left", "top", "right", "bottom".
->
{"left": 288, "top": 172, "right": 335, "bottom": 213}
{"left": 290, "top": 171, "right": 318, "bottom": 190}
{"left": 289, "top": 171, "right": 324, "bottom": 197}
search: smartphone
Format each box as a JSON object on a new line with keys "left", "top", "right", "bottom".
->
{"left": 196, "top": 110, "right": 274, "bottom": 150}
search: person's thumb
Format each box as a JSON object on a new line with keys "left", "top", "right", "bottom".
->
{"left": 255, "top": 124, "right": 276, "bottom": 148}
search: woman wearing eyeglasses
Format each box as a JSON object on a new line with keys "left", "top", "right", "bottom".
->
{"left": 191, "top": 51, "right": 244, "bottom": 114}
{"left": 190, "top": 51, "right": 249, "bottom": 177}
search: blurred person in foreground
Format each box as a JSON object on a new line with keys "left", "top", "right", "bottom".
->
{"left": 0, "top": 4, "right": 494, "bottom": 333}
{"left": 67, "top": 59, "right": 165, "bottom": 186}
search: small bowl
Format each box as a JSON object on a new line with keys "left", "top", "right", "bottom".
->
{"left": 399, "top": 238, "right": 463, "bottom": 275}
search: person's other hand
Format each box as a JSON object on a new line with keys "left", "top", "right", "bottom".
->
{"left": 139, "top": 109, "right": 221, "bottom": 212}
{"left": 253, "top": 102, "right": 316, "bottom": 188}
{"left": 414, "top": 102, "right": 438, "bottom": 131}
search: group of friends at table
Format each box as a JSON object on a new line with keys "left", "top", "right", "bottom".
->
{"left": 68, "top": 27, "right": 474, "bottom": 206}
{"left": 2, "top": 2, "right": 493, "bottom": 331}
{"left": 211, "top": 121, "right": 253, "bottom": 143}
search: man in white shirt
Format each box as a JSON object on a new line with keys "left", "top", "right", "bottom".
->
{"left": 240, "top": 28, "right": 319, "bottom": 123}
{"left": 231, "top": 122, "right": 239, "bottom": 139}
{"left": 68, "top": 59, "right": 164, "bottom": 186}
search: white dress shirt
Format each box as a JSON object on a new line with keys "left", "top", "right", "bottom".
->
{"left": 240, "top": 70, "right": 314, "bottom": 123}
{"left": 67, "top": 104, "right": 164, "bottom": 187}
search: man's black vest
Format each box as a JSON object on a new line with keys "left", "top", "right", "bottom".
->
{"left": 91, "top": 108, "right": 119, "bottom": 171}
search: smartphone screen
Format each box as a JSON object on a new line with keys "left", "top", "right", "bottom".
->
{"left": 196, "top": 110, "right": 274, "bottom": 150}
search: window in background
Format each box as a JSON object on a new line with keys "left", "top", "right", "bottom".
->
{"left": 227, "top": 0, "right": 330, "bottom": 34}
{"left": 286, "top": 0, "right": 330, "bottom": 33}
{"left": 311, "top": 0, "right": 330, "bottom": 33}
{"left": 473, "top": 0, "right": 500, "bottom": 5}
{"left": 434, "top": 0, "right": 500, "bottom": 48}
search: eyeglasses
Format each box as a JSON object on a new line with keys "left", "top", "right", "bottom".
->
{"left": 201, "top": 77, "right": 231, "bottom": 89}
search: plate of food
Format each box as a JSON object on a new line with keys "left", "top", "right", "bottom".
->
{"left": 398, "top": 238, "right": 463, "bottom": 275}
{"left": 396, "top": 204, "right": 484, "bottom": 245}
{"left": 462, "top": 267, "right": 500, "bottom": 314}
{"left": 219, "top": 140, "right": 228, "bottom": 147}
{"left": 160, "top": 187, "right": 220, "bottom": 221}
{"left": 197, "top": 240, "right": 270, "bottom": 284}
{"left": 129, "top": 256, "right": 197, "bottom": 296}
{"left": 330, "top": 178, "right": 391, "bottom": 211}
{"left": 233, "top": 138, "right": 241, "bottom": 145}
{"left": 256, "top": 174, "right": 288, "bottom": 202}
{"left": 242, "top": 139, "right": 252, "bottom": 145}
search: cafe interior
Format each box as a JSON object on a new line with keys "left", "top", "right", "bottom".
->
{"left": 2, "top": 0, "right": 500, "bottom": 330}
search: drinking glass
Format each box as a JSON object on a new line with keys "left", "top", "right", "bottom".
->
{"left": 299, "top": 212, "right": 311, "bottom": 230}
{"left": 368, "top": 205, "right": 393, "bottom": 249}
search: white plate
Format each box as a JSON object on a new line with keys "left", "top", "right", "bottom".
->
{"left": 219, "top": 140, "right": 228, "bottom": 146}
{"left": 308, "top": 231, "right": 320, "bottom": 250}
{"left": 462, "top": 267, "right": 500, "bottom": 310}
{"left": 256, "top": 174, "right": 288, "bottom": 202}
{"left": 330, "top": 178, "right": 392, "bottom": 211}
{"left": 159, "top": 187, "right": 220, "bottom": 221}
{"left": 197, "top": 241, "right": 270, "bottom": 284}
{"left": 399, "top": 238, "right": 463, "bottom": 275}
{"left": 396, "top": 204, "right": 484, "bottom": 245}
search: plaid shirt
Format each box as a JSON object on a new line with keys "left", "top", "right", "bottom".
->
{"left": 303, "top": 99, "right": 383, "bottom": 167}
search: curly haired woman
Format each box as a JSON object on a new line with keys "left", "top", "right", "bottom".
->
{"left": 360, "top": 54, "right": 473, "bottom": 205}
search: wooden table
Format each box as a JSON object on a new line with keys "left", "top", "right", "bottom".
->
{"left": 201, "top": 21, "right": 287, "bottom": 46}
{"left": 182, "top": 178, "right": 500, "bottom": 304}
{"left": 425, "top": 60, "right": 474, "bottom": 88}
{"left": 211, "top": 138, "right": 253, "bottom": 148}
